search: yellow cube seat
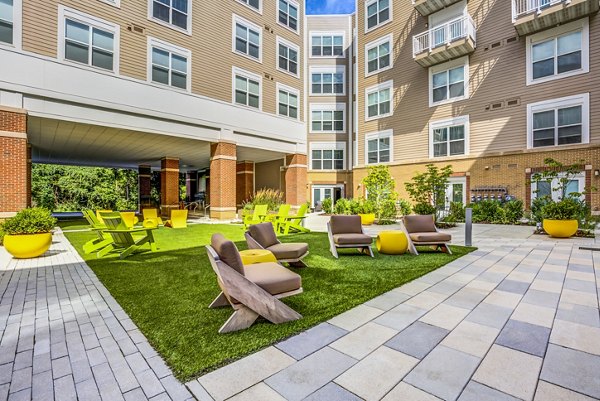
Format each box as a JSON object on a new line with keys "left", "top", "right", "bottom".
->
{"left": 239, "top": 249, "right": 277, "bottom": 265}
{"left": 376, "top": 231, "right": 408, "bottom": 255}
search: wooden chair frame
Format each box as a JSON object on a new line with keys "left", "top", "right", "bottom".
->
{"left": 244, "top": 231, "right": 309, "bottom": 268}
{"left": 327, "top": 221, "right": 374, "bottom": 259}
{"left": 97, "top": 214, "right": 157, "bottom": 259}
{"left": 400, "top": 218, "right": 452, "bottom": 256}
{"left": 82, "top": 210, "right": 113, "bottom": 254}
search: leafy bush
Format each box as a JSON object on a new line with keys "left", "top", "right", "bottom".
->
{"left": 542, "top": 198, "right": 585, "bottom": 221}
{"left": 321, "top": 198, "right": 333, "bottom": 214}
{"left": 334, "top": 198, "right": 352, "bottom": 215}
{"left": 504, "top": 199, "right": 524, "bottom": 223}
{"left": 378, "top": 199, "right": 398, "bottom": 224}
{"left": 470, "top": 200, "right": 524, "bottom": 224}
{"left": 531, "top": 196, "right": 552, "bottom": 223}
{"left": 242, "top": 188, "right": 284, "bottom": 212}
{"left": 444, "top": 202, "right": 466, "bottom": 223}
{"left": 397, "top": 199, "right": 412, "bottom": 216}
{"left": 413, "top": 203, "right": 436, "bottom": 216}
{"left": 362, "top": 166, "right": 398, "bottom": 221}
{"left": 405, "top": 164, "right": 453, "bottom": 218}
{"left": 0, "top": 208, "right": 56, "bottom": 240}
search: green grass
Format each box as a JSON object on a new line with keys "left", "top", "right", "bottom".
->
{"left": 63, "top": 223, "right": 474, "bottom": 381}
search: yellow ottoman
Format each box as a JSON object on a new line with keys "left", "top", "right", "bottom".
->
{"left": 376, "top": 231, "right": 408, "bottom": 255}
{"left": 239, "top": 249, "right": 277, "bottom": 265}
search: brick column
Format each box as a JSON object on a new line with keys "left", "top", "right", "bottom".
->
{"left": 0, "top": 108, "right": 30, "bottom": 217}
{"left": 138, "top": 164, "right": 152, "bottom": 210}
{"left": 160, "top": 157, "right": 179, "bottom": 217}
{"left": 209, "top": 142, "right": 237, "bottom": 220}
{"left": 186, "top": 170, "right": 198, "bottom": 202}
{"left": 236, "top": 161, "right": 254, "bottom": 207}
{"left": 285, "top": 153, "right": 307, "bottom": 207}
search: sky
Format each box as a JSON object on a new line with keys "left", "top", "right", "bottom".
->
{"left": 306, "top": 0, "right": 356, "bottom": 15}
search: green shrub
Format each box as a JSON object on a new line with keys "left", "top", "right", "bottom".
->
{"left": 362, "top": 165, "right": 398, "bottom": 221}
{"left": 542, "top": 198, "right": 585, "bottom": 221}
{"left": 472, "top": 200, "right": 504, "bottom": 223}
{"left": 334, "top": 198, "right": 352, "bottom": 215}
{"left": 531, "top": 196, "right": 551, "bottom": 223}
{"left": 378, "top": 199, "right": 398, "bottom": 224}
{"left": 504, "top": 199, "right": 524, "bottom": 224}
{"left": 0, "top": 208, "right": 56, "bottom": 239}
{"left": 242, "top": 188, "right": 284, "bottom": 212}
{"left": 444, "top": 202, "right": 466, "bottom": 223}
{"left": 321, "top": 198, "right": 333, "bottom": 214}
{"left": 397, "top": 199, "right": 412, "bottom": 216}
{"left": 413, "top": 203, "right": 436, "bottom": 216}
{"left": 348, "top": 199, "right": 361, "bottom": 215}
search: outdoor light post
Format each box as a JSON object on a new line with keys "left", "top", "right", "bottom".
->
{"left": 465, "top": 208, "right": 472, "bottom": 247}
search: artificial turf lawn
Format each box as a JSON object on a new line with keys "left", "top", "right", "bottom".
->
{"left": 63, "top": 222, "right": 475, "bottom": 381}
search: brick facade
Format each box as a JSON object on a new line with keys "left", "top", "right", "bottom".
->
{"left": 160, "top": 157, "right": 180, "bottom": 217}
{"left": 236, "top": 161, "right": 254, "bottom": 207}
{"left": 285, "top": 153, "right": 308, "bottom": 207}
{"left": 209, "top": 142, "right": 237, "bottom": 220}
{"left": 0, "top": 109, "right": 30, "bottom": 216}
{"left": 138, "top": 164, "right": 152, "bottom": 209}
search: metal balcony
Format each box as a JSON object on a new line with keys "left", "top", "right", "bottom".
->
{"left": 412, "top": 0, "right": 464, "bottom": 16}
{"left": 412, "top": 15, "right": 476, "bottom": 67}
{"left": 512, "top": 0, "right": 599, "bottom": 36}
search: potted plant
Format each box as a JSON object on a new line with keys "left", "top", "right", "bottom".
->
{"left": 0, "top": 208, "right": 57, "bottom": 258}
{"left": 542, "top": 198, "right": 582, "bottom": 238}
{"left": 358, "top": 199, "right": 376, "bottom": 225}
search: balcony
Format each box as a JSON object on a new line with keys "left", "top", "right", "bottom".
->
{"left": 512, "top": 0, "right": 599, "bottom": 36}
{"left": 412, "top": 0, "right": 464, "bottom": 16}
{"left": 412, "top": 16, "right": 476, "bottom": 67}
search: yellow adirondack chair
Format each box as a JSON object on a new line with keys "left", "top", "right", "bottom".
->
{"left": 95, "top": 210, "right": 113, "bottom": 224}
{"left": 268, "top": 204, "right": 291, "bottom": 233}
{"left": 142, "top": 208, "right": 164, "bottom": 228}
{"left": 243, "top": 204, "right": 268, "bottom": 229}
{"left": 119, "top": 212, "right": 139, "bottom": 229}
{"left": 82, "top": 210, "right": 112, "bottom": 254}
{"left": 165, "top": 210, "right": 188, "bottom": 228}
{"left": 97, "top": 213, "right": 157, "bottom": 259}
{"left": 280, "top": 204, "right": 310, "bottom": 235}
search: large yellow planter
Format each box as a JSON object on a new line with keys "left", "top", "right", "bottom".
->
{"left": 3, "top": 233, "right": 53, "bottom": 258}
{"left": 543, "top": 219, "right": 578, "bottom": 238}
{"left": 359, "top": 213, "right": 376, "bottom": 225}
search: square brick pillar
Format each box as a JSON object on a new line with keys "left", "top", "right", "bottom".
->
{"left": 236, "top": 161, "right": 254, "bottom": 207}
{"left": 0, "top": 108, "right": 30, "bottom": 217}
{"left": 160, "top": 157, "right": 180, "bottom": 217}
{"left": 210, "top": 142, "right": 237, "bottom": 220}
{"left": 186, "top": 170, "right": 198, "bottom": 201}
{"left": 285, "top": 153, "right": 307, "bottom": 208}
{"left": 138, "top": 164, "right": 152, "bottom": 210}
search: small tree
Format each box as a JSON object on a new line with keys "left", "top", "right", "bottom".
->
{"left": 531, "top": 158, "right": 587, "bottom": 200}
{"left": 362, "top": 165, "right": 398, "bottom": 221}
{"left": 404, "top": 164, "right": 453, "bottom": 218}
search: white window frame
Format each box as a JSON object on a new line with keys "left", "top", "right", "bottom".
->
{"left": 526, "top": 93, "right": 590, "bottom": 149}
{"left": 531, "top": 172, "right": 586, "bottom": 202}
{"left": 429, "top": 116, "right": 470, "bottom": 159}
{"left": 232, "top": 14, "right": 262, "bottom": 63}
{"left": 526, "top": 18, "right": 589, "bottom": 86}
{"left": 278, "top": 0, "right": 299, "bottom": 34}
{"left": 309, "top": 66, "right": 346, "bottom": 96}
{"left": 232, "top": 66, "right": 262, "bottom": 111}
{"left": 365, "top": 130, "right": 393, "bottom": 165}
{"left": 0, "top": 0, "right": 22, "bottom": 49}
{"left": 276, "top": 36, "right": 299, "bottom": 77}
{"left": 365, "top": 80, "right": 393, "bottom": 121}
{"left": 98, "top": 0, "right": 120, "bottom": 8}
{"left": 276, "top": 83, "right": 299, "bottom": 120}
{"left": 58, "top": 6, "right": 120, "bottom": 74}
{"left": 309, "top": 31, "right": 345, "bottom": 59}
{"left": 237, "top": 0, "right": 261, "bottom": 14}
{"left": 147, "top": 37, "right": 191, "bottom": 92}
{"left": 429, "top": 56, "right": 469, "bottom": 107}
{"left": 365, "top": 34, "right": 393, "bottom": 77}
{"left": 364, "top": 0, "right": 392, "bottom": 34}
{"left": 309, "top": 103, "right": 346, "bottom": 134}
{"left": 309, "top": 142, "right": 346, "bottom": 171}
{"left": 147, "top": 0, "right": 191, "bottom": 35}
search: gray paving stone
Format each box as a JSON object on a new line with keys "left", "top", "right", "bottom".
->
{"left": 32, "top": 353, "right": 52, "bottom": 375}
{"left": 0, "top": 384, "right": 8, "bottom": 401}
{"left": 522, "top": 290, "right": 560, "bottom": 309}
{"left": 75, "top": 378, "right": 101, "bottom": 401}
{"left": 185, "top": 381, "right": 213, "bottom": 401}
{"left": 563, "top": 278, "right": 598, "bottom": 294}
{"left": 0, "top": 363, "right": 12, "bottom": 385}
{"left": 7, "top": 388, "right": 30, "bottom": 401}
{"left": 9, "top": 367, "right": 31, "bottom": 394}
{"left": 534, "top": 380, "right": 598, "bottom": 401}
{"left": 496, "top": 280, "right": 530, "bottom": 295}
{"left": 385, "top": 321, "right": 449, "bottom": 359}
{"left": 364, "top": 291, "right": 411, "bottom": 311}
{"left": 536, "top": 271, "right": 565, "bottom": 282}
{"left": 458, "top": 381, "right": 520, "bottom": 401}
{"left": 71, "top": 359, "right": 94, "bottom": 384}
{"left": 160, "top": 375, "right": 192, "bottom": 401}
{"left": 556, "top": 303, "right": 600, "bottom": 328}
{"left": 148, "top": 392, "right": 170, "bottom": 401}
{"left": 404, "top": 346, "right": 480, "bottom": 401}
{"left": 31, "top": 370, "right": 53, "bottom": 401}
{"left": 495, "top": 320, "right": 551, "bottom": 357}
{"left": 12, "top": 351, "right": 32, "bottom": 372}
{"left": 146, "top": 356, "right": 172, "bottom": 380}
{"left": 428, "top": 280, "right": 465, "bottom": 296}
{"left": 114, "top": 366, "right": 140, "bottom": 394}
{"left": 136, "top": 369, "right": 164, "bottom": 399}
{"left": 123, "top": 388, "right": 148, "bottom": 401}
{"left": 303, "top": 383, "right": 362, "bottom": 401}
{"left": 373, "top": 304, "right": 428, "bottom": 331}
{"left": 52, "top": 356, "right": 72, "bottom": 379}
{"left": 275, "top": 323, "right": 348, "bottom": 360}
{"left": 54, "top": 374, "right": 77, "bottom": 401}
{"left": 86, "top": 347, "right": 107, "bottom": 367}
{"left": 465, "top": 303, "right": 513, "bottom": 329}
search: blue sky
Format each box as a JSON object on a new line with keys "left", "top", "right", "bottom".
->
{"left": 306, "top": 0, "right": 356, "bottom": 15}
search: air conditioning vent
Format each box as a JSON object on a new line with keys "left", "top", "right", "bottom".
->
{"left": 127, "top": 24, "right": 146, "bottom": 35}
{"left": 506, "top": 98, "right": 521, "bottom": 107}
{"left": 490, "top": 102, "right": 503, "bottom": 110}
{"left": 263, "top": 72, "right": 274, "bottom": 81}
{"left": 506, "top": 36, "right": 518, "bottom": 44}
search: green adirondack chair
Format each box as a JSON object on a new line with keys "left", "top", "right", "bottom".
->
{"left": 268, "top": 204, "right": 291, "bottom": 233}
{"left": 243, "top": 204, "right": 268, "bottom": 229}
{"left": 97, "top": 213, "right": 157, "bottom": 259}
{"left": 82, "top": 210, "right": 113, "bottom": 254}
{"left": 280, "top": 204, "right": 310, "bottom": 235}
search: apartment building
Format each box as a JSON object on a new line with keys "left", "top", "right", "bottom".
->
{"left": 0, "top": 0, "right": 307, "bottom": 219}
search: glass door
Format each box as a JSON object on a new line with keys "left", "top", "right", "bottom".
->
{"left": 445, "top": 177, "right": 466, "bottom": 209}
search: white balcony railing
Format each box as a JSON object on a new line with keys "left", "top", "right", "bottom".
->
{"left": 412, "top": 15, "right": 476, "bottom": 57}
{"left": 512, "top": 0, "right": 569, "bottom": 19}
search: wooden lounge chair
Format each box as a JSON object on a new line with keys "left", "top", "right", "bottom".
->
{"left": 97, "top": 213, "right": 157, "bottom": 259}
{"left": 82, "top": 210, "right": 113, "bottom": 254}
{"left": 267, "top": 204, "right": 291, "bottom": 233}
{"left": 142, "top": 208, "right": 164, "bottom": 227}
{"left": 280, "top": 203, "right": 310, "bottom": 235}
{"left": 206, "top": 233, "right": 303, "bottom": 333}
{"left": 327, "top": 215, "right": 374, "bottom": 258}
{"left": 245, "top": 222, "right": 309, "bottom": 267}
{"left": 243, "top": 204, "right": 268, "bottom": 229}
{"left": 165, "top": 210, "right": 188, "bottom": 228}
{"left": 402, "top": 214, "right": 452, "bottom": 255}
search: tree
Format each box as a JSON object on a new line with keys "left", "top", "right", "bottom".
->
{"left": 362, "top": 165, "right": 398, "bottom": 222}
{"left": 531, "top": 158, "right": 587, "bottom": 200}
{"left": 404, "top": 164, "right": 453, "bottom": 217}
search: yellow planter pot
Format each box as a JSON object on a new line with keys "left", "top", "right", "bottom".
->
{"left": 4, "top": 233, "right": 53, "bottom": 259}
{"left": 543, "top": 219, "right": 578, "bottom": 238}
{"left": 359, "top": 213, "right": 376, "bottom": 225}
{"left": 376, "top": 231, "right": 409, "bottom": 255}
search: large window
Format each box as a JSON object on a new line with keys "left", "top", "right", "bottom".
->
{"left": 366, "top": 130, "right": 392, "bottom": 164}
{"left": 238, "top": 0, "right": 260, "bottom": 12}
{"left": 150, "top": 0, "right": 189, "bottom": 32}
{"left": 234, "top": 16, "right": 261, "bottom": 61}
{"left": 310, "top": 67, "right": 345, "bottom": 95}
{"left": 311, "top": 104, "right": 345, "bottom": 133}
{"left": 366, "top": 81, "right": 392, "bottom": 120}
{"left": 277, "top": 37, "right": 298, "bottom": 76}
{"left": 278, "top": 85, "right": 298, "bottom": 119}
{"left": 233, "top": 68, "right": 261, "bottom": 109}
{"left": 532, "top": 173, "right": 585, "bottom": 202}
{"left": 430, "top": 117, "right": 469, "bottom": 158}
{"left": 527, "top": 19, "right": 589, "bottom": 85}
{"left": 527, "top": 94, "right": 589, "bottom": 149}
{"left": 278, "top": 0, "right": 298, "bottom": 32}
{"left": 366, "top": 35, "right": 391, "bottom": 75}
{"left": 149, "top": 38, "right": 190, "bottom": 90}
{"left": 311, "top": 33, "right": 344, "bottom": 57}
{"left": 365, "top": 0, "right": 390, "bottom": 32}
{"left": 431, "top": 66, "right": 465, "bottom": 105}
{"left": 0, "top": 0, "right": 13, "bottom": 44}
{"left": 311, "top": 143, "right": 345, "bottom": 170}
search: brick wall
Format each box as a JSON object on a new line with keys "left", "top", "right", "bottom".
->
{"left": 236, "top": 161, "right": 254, "bottom": 207}
{"left": 210, "top": 142, "right": 237, "bottom": 219}
{"left": 0, "top": 109, "right": 29, "bottom": 215}
{"left": 160, "top": 157, "right": 179, "bottom": 217}
{"left": 285, "top": 154, "right": 307, "bottom": 207}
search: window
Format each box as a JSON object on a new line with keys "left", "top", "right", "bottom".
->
{"left": 59, "top": 7, "right": 119, "bottom": 73}
{"left": 278, "top": 0, "right": 298, "bottom": 32}
{"left": 532, "top": 173, "right": 585, "bottom": 202}
{"left": 311, "top": 33, "right": 344, "bottom": 57}
{"left": 366, "top": 130, "right": 392, "bottom": 164}
{"left": 526, "top": 19, "right": 589, "bottom": 85}
{"left": 310, "top": 67, "right": 345, "bottom": 95}
{"left": 0, "top": 0, "right": 13, "bottom": 44}
{"left": 233, "top": 16, "right": 261, "bottom": 62}
{"left": 365, "top": 0, "right": 390, "bottom": 32}
{"left": 233, "top": 68, "right": 261, "bottom": 109}
{"left": 366, "top": 35, "right": 391, "bottom": 75}
{"left": 310, "top": 143, "right": 345, "bottom": 170}
{"left": 431, "top": 67, "right": 465, "bottom": 104}
{"left": 238, "top": 0, "right": 260, "bottom": 12}
{"left": 310, "top": 104, "right": 345, "bottom": 133}
{"left": 430, "top": 116, "right": 469, "bottom": 158}
{"left": 277, "top": 38, "right": 298, "bottom": 76}
{"left": 366, "top": 81, "right": 392, "bottom": 120}
{"left": 148, "top": 38, "right": 190, "bottom": 90}
{"left": 150, "top": 0, "right": 190, "bottom": 32}
{"left": 277, "top": 84, "right": 298, "bottom": 119}
{"left": 527, "top": 94, "right": 589, "bottom": 149}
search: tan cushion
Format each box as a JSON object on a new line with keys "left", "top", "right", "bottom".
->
{"left": 404, "top": 215, "right": 436, "bottom": 233}
{"left": 330, "top": 215, "right": 362, "bottom": 235}
{"left": 267, "top": 243, "right": 309, "bottom": 260}
{"left": 211, "top": 234, "right": 245, "bottom": 275}
{"left": 248, "top": 222, "right": 279, "bottom": 248}
{"left": 244, "top": 262, "right": 302, "bottom": 295}
{"left": 333, "top": 233, "right": 373, "bottom": 245}
{"left": 409, "top": 232, "right": 451, "bottom": 243}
